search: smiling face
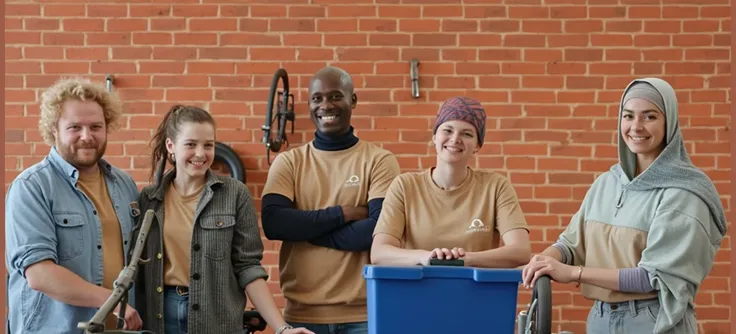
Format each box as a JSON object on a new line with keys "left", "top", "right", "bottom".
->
{"left": 165, "top": 121, "right": 216, "bottom": 180}
{"left": 54, "top": 100, "right": 108, "bottom": 172}
{"left": 620, "top": 97, "right": 666, "bottom": 162}
{"left": 433, "top": 120, "right": 479, "bottom": 165}
{"left": 308, "top": 73, "right": 356, "bottom": 136}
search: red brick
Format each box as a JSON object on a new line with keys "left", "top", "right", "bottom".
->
{"left": 7, "top": 3, "right": 41, "bottom": 16}
{"left": 172, "top": 4, "right": 218, "bottom": 17}
{"left": 324, "top": 34, "right": 368, "bottom": 47}
{"left": 221, "top": 5, "right": 250, "bottom": 17}
{"left": 399, "top": 19, "right": 440, "bottom": 32}
{"left": 420, "top": 5, "right": 463, "bottom": 17}
{"left": 508, "top": 6, "right": 549, "bottom": 18}
{"left": 326, "top": 5, "right": 376, "bottom": 17}
{"left": 87, "top": 4, "right": 127, "bottom": 18}
{"left": 129, "top": 4, "right": 172, "bottom": 17}
{"left": 523, "top": 76, "right": 564, "bottom": 89}
{"left": 377, "top": 5, "right": 421, "bottom": 18}
{"left": 3, "top": 4, "right": 732, "bottom": 330}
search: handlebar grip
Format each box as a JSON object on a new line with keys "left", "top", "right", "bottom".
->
{"left": 429, "top": 259, "right": 465, "bottom": 266}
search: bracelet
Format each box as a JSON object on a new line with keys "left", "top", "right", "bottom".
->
{"left": 575, "top": 265, "right": 584, "bottom": 287}
{"left": 276, "top": 324, "right": 293, "bottom": 334}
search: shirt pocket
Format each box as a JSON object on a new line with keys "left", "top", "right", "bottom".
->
{"left": 199, "top": 215, "right": 236, "bottom": 261}
{"left": 53, "top": 212, "right": 85, "bottom": 261}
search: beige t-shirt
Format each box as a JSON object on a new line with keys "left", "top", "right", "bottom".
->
{"left": 162, "top": 183, "right": 203, "bottom": 287}
{"left": 373, "top": 167, "right": 529, "bottom": 252}
{"left": 76, "top": 168, "right": 124, "bottom": 329}
{"left": 262, "top": 140, "right": 400, "bottom": 324}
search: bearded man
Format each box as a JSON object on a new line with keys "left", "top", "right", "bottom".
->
{"left": 5, "top": 78, "right": 143, "bottom": 333}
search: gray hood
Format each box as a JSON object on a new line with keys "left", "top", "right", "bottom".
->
{"left": 610, "top": 77, "right": 727, "bottom": 238}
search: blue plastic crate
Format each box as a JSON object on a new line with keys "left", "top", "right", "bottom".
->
{"left": 363, "top": 265, "right": 523, "bottom": 334}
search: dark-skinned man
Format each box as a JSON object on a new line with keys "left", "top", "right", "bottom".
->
{"left": 261, "top": 66, "right": 400, "bottom": 334}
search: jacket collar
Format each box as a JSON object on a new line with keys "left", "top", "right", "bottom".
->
{"left": 147, "top": 168, "right": 223, "bottom": 201}
{"left": 48, "top": 146, "right": 115, "bottom": 183}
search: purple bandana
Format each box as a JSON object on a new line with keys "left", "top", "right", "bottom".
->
{"left": 432, "top": 96, "right": 487, "bottom": 147}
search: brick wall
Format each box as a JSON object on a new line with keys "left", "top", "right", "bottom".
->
{"left": 4, "top": 1, "right": 732, "bottom": 333}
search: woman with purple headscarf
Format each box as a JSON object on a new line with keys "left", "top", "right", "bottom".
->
{"left": 522, "top": 78, "right": 726, "bottom": 333}
{"left": 370, "top": 96, "right": 532, "bottom": 268}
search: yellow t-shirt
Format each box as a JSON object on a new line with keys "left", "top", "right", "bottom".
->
{"left": 162, "top": 182, "right": 203, "bottom": 286}
{"left": 373, "top": 167, "right": 529, "bottom": 252}
{"left": 76, "top": 168, "right": 124, "bottom": 329}
{"left": 262, "top": 140, "right": 400, "bottom": 324}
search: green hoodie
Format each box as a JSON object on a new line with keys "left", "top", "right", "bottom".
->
{"left": 554, "top": 78, "right": 726, "bottom": 333}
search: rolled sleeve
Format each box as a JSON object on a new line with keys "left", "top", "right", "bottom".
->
{"left": 237, "top": 266, "right": 270, "bottom": 291}
{"left": 233, "top": 185, "right": 270, "bottom": 290}
{"left": 5, "top": 179, "right": 58, "bottom": 277}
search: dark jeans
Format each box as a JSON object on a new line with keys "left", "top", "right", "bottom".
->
{"left": 164, "top": 287, "right": 189, "bottom": 334}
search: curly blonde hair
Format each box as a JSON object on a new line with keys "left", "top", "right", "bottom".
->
{"left": 38, "top": 77, "right": 123, "bottom": 146}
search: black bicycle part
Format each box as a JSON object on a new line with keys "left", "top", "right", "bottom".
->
{"left": 243, "top": 309, "right": 267, "bottom": 332}
{"left": 261, "top": 68, "right": 295, "bottom": 165}
{"left": 214, "top": 141, "right": 246, "bottom": 184}
{"left": 531, "top": 275, "right": 553, "bottom": 334}
{"left": 429, "top": 259, "right": 465, "bottom": 266}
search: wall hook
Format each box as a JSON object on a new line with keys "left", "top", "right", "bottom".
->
{"left": 106, "top": 74, "right": 114, "bottom": 93}
{"left": 410, "top": 59, "right": 420, "bottom": 99}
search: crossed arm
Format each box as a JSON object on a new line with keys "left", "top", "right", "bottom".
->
{"left": 260, "top": 193, "right": 384, "bottom": 252}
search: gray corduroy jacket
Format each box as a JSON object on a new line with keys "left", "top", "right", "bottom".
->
{"left": 128, "top": 169, "right": 268, "bottom": 334}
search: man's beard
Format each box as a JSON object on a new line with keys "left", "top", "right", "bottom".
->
{"left": 58, "top": 140, "right": 107, "bottom": 170}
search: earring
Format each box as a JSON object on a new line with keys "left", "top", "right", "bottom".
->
{"left": 170, "top": 153, "right": 175, "bottom": 161}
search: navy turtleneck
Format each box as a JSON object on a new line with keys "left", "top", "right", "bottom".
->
{"left": 261, "top": 125, "right": 386, "bottom": 252}
{"left": 312, "top": 126, "right": 359, "bottom": 151}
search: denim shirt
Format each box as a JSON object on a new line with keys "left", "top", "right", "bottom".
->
{"left": 5, "top": 147, "right": 140, "bottom": 334}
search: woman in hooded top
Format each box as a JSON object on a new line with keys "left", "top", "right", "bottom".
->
{"left": 521, "top": 78, "right": 727, "bottom": 333}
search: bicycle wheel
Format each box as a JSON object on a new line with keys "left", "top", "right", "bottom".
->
{"left": 531, "top": 275, "right": 553, "bottom": 334}
{"left": 262, "top": 68, "right": 289, "bottom": 154}
{"left": 214, "top": 141, "right": 246, "bottom": 184}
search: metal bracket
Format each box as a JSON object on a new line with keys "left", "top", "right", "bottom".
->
{"left": 410, "top": 58, "right": 420, "bottom": 99}
{"left": 105, "top": 74, "right": 114, "bottom": 93}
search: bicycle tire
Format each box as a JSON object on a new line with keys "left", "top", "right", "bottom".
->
{"left": 532, "top": 275, "right": 553, "bottom": 334}
{"left": 214, "top": 141, "right": 246, "bottom": 184}
{"left": 264, "top": 68, "right": 289, "bottom": 153}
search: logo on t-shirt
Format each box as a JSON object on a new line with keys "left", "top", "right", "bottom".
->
{"left": 344, "top": 175, "right": 361, "bottom": 187}
{"left": 467, "top": 218, "right": 491, "bottom": 233}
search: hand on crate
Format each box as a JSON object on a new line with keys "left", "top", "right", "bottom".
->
{"left": 419, "top": 247, "right": 465, "bottom": 265}
{"left": 521, "top": 254, "right": 577, "bottom": 288}
{"left": 431, "top": 247, "right": 465, "bottom": 260}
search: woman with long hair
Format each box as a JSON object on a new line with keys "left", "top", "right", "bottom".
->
{"left": 130, "top": 105, "right": 312, "bottom": 334}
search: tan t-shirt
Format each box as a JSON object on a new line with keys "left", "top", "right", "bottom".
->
{"left": 373, "top": 167, "right": 529, "bottom": 252}
{"left": 262, "top": 140, "right": 400, "bottom": 324}
{"left": 76, "top": 168, "right": 124, "bottom": 329}
{"left": 162, "top": 183, "right": 203, "bottom": 286}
